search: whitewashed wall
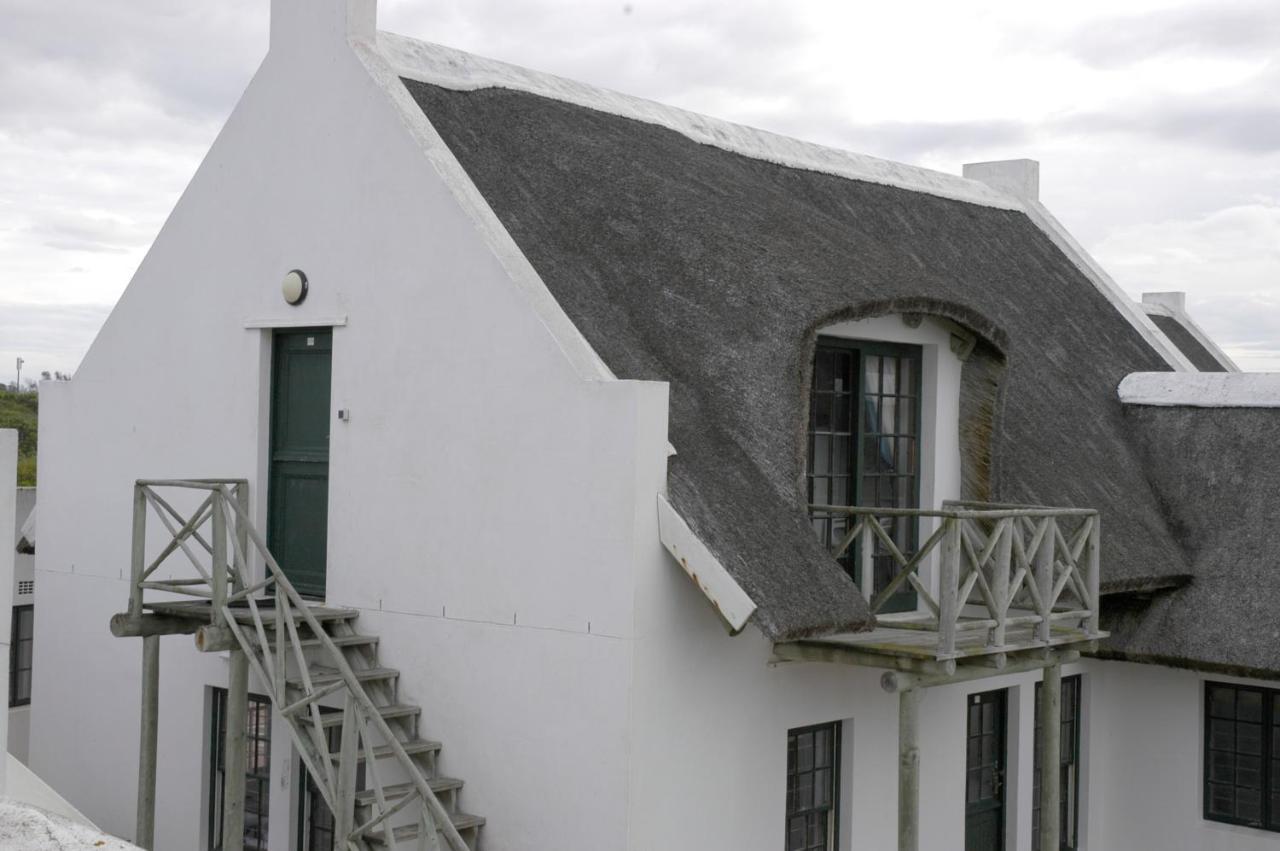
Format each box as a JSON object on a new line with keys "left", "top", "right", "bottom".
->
{"left": 30, "top": 16, "right": 665, "bottom": 850}
{"left": 9, "top": 487, "right": 35, "bottom": 764}
{"left": 1083, "top": 660, "right": 1280, "bottom": 851}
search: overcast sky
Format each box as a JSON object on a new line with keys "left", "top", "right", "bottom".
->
{"left": 1, "top": 0, "right": 1277, "bottom": 382}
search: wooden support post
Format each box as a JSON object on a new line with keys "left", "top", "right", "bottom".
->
{"left": 211, "top": 489, "right": 227, "bottom": 630}
{"left": 1085, "top": 516, "right": 1101, "bottom": 635}
{"left": 334, "top": 695, "right": 360, "bottom": 844}
{"left": 859, "top": 520, "right": 874, "bottom": 604}
{"left": 938, "top": 519, "right": 962, "bottom": 658}
{"left": 129, "top": 485, "right": 147, "bottom": 618}
{"left": 233, "top": 483, "right": 249, "bottom": 595}
{"left": 898, "top": 687, "right": 921, "bottom": 851}
{"left": 991, "top": 519, "right": 1013, "bottom": 650}
{"left": 1039, "top": 663, "right": 1062, "bottom": 851}
{"left": 1034, "top": 518, "right": 1055, "bottom": 644}
{"left": 135, "top": 635, "right": 159, "bottom": 850}
{"left": 221, "top": 648, "right": 249, "bottom": 851}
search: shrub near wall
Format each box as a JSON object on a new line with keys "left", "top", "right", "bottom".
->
{"left": 0, "top": 390, "right": 38, "bottom": 484}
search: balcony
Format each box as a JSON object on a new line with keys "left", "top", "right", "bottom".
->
{"left": 778, "top": 501, "right": 1106, "bottom": 672}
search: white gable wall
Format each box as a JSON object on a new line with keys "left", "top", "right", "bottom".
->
{"left": 31, "top": 21, "right": 667, "bottom": 850}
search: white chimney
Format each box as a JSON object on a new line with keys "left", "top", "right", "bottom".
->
{"left": 962, "top": 159, "right": 1040, "bottom": 202}
{"left": 1141, "top": 291, "right": 1187, "bottom": 314}
{"left": 271, "top": 0, "right": 377, "bottom": 51}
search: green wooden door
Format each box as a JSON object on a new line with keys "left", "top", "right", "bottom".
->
{"left": 267, "top": 329, "right": 332, "bottom": 598}
{"left": 966, "top": 689, "right": 1008, "bottom": 851}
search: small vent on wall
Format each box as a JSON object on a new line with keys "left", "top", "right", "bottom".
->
{"left": 17, "top": 580, "right": 33, "bottom": 596}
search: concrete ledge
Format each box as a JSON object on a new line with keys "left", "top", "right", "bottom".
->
{"left": 1119, "top": 372, "right": 1280, "bottom": 407}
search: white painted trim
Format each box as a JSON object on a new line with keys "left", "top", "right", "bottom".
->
{"left": 1138, "top": 303, "right": 1240, "bottom": 372}
{"left": 243, "top": 315, "right": 348, "bottom": 329}
{"left": 1021, "top": 201, "right": 1195, "bottom": 373}
{"left": 1118, "top": 372, "right": 1280, "bottom": 407}
{"left": 656, "top": 494, "right": 756, "bottom": 635}
{"left": 377, "top": 34, "right": 1020, "bottom": 212}
{"left": 358, "top": 38, "right": 615, "bottom": 382}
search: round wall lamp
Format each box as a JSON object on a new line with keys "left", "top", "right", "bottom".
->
{"left": 281, "top": 269, "right": 309, "bottom": 305}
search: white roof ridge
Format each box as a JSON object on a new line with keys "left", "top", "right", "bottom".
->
{"left": 376, "top": 31, "right": 1023, "bottom": 212}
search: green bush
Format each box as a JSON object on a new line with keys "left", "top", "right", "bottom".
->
{"left": 0, "top": 390, "right": 39, "bottom": 483}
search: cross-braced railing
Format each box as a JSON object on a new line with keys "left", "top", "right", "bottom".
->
{"left": 808, "top": 500, "right": 1102, "bottom": 660}
{"left": 128, "top": 479, "right": 467, "bottom": 851}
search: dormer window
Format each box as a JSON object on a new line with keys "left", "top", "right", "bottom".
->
{"left": 808, "top": 336, "right": 923, "bottom": 612}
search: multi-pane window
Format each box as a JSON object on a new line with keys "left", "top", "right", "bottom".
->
{"left": 786, "top": 722, "right": 841, "bottom": 851}
{"left": 808, "top": 338, "right": 922, "bottom": 612}
{"left": 209, "top": 689, "right": 273, "bottom": 850}
{"left": 1204, "top": 682, "right": 1280, "bottom": 832}
{"left": 9, "top": 605, "right": 33, "bottom": 707}
{"left": 1033, "top": 675, "right": 1083, "bottom": 850}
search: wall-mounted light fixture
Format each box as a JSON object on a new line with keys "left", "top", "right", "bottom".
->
{"left": 282, "top": 269, "right": 309, "bottom": 305}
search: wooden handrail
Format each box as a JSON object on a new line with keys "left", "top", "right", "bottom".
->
{"left": 127, "top": 479, "right": 468, "bottom": 851}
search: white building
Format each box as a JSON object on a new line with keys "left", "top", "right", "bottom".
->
{"left": 27, "top": 2, "right": 1280, "bottom": 851}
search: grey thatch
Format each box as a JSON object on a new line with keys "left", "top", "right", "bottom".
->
{"left": 404, "top": 80, "right": 1191, "bottom": 641}
{"left": 1101, "top": 404, "right": 1280, "bottom": 678}
{"left": 1148, "top": 314, "right": 1228, "bottom": 372}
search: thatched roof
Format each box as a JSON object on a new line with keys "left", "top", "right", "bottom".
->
{"left": 1147, "top": 314, "right": 1229, "bottom": 372}
{"left": 397, "top": 68, "right": 1192, "bottom": 641}
{"left": 1100, "top": 404, "right": 1280, "bottom": 677}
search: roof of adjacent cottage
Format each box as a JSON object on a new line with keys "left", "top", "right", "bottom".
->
{"left": 383, "top": 37, "right": 1197, "bottom": 641}
{"left": 1103, "top": 402, "right": 1280, "bottom": 677}
{"left": 1147, "top": 314, "right": 1230, "bottom": 373}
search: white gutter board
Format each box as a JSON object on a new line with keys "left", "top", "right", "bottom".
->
{"left": 656, "top": 494, "right": 756, "bottom": 635}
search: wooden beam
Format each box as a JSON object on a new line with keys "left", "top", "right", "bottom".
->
{"left": 111, "top": 613, "right": 202, "bottom": 638}
{"left": 898, "top": 687, "right": 921, "bottom": 851}
{"left": 194, "top": 624, "right": 238, "bottom": 653}
{"left": 221, "top": 648, "right": 249, "bottom": 851}
{"left": 879, "top": 649, "right": 1080, "bottom": 693}
{"left": 772, "top": 641, "right": 957, "bottom": 677}
{"left": 1039, "top": 663, "right": 1062, "bottom": 851}
{"left": 134, "top": 635, "right": 159, "bottom": 850}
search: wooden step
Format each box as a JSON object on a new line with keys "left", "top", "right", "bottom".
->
{"left": 289, "top": 666, "right": 398, "bottom": 690}
{"left": 354, "top": 776, "right": 464, "bottom": 808}
{"left": 319, "top": 703, "right": 420, "bottom": 729}
{"left": 143, "top": 599, "right": 360, "bottom": 628}
{"left": 264, "top": 633, "right": 379, "bottom": 653}
{"left": 332, "top": 738, "right": 442, "bottom": 762}
{"left": 366, "top": 812, "right": 485, "bottom": 845}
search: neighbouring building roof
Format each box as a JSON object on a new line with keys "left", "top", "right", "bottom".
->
{"left": 389, "top": 38, "right": 1194, "bottom": 641}
{"left": 15, "top": 490, "right": 35, "bottom": 555}
{"left": 1104, "top": 402, "right": 1280, "bottom": 677}
{"left": 1147, "top": 314, "right": 1230, "bottom": 373}
{"left": 0, "top": 800, "right": 137, "bottom": 851}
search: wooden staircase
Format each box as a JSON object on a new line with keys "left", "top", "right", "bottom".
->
{"left": 114, "top": 480, "right": 484, "bottom": 851}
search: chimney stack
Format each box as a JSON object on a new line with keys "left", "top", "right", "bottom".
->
{"left": 271, "top": 0, "right": 376, "bottom": 51}
{"left": 1142, "top": 292, "right": 1188, "bottom": 314}
{"left": 962, "top": 159, "right": 1040, "bottom": 202}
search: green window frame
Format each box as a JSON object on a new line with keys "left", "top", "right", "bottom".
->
{"left": 786, "top": 721, "right": 842, "bottom": 851}
{"left": 9, "top": 605, "right": 33, "bottom": 707}
{"left": 209, "top": 688, "right": 273, "bottom": 850}
{"left": 808, "top": 337, "right": 923, "bottom": 612}
{"left": 1204, "top": 681, "right": 1280, "bottom": 832}
{"left": 1033, "top": 675, "right": 1083, "bottom": 850}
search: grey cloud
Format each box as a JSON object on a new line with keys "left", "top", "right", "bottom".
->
{"left": 0, "top": 302, "right": 113, "bottom": 375}
{"left": 1049, "top": 1, "right": 1280, "bottom": 68}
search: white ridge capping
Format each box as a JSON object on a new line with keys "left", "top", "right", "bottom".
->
{"left": 1118, "top": 372, "right": 1280, "bottom": 407}
{"left": 656, "top": 494, "right": 757, "bottom": 635}
{"left": 1140, "top": 291, "right": 1241, "bottom": 372}
{"left": 377, "top": 33, "right": 1022, "bottom": 211}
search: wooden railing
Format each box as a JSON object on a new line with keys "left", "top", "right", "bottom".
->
{"left": 808, "top": 500, "right": 1102, "bottom": 660}
{"left": 128, "top": 479, "right": 467, "bottom": 851}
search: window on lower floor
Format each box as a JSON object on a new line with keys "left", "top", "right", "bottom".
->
{"left": 786, "top": 722, "right": 841, "bottom": 851}
{"left": 298, "top": 708, "right": 365, "bottom": 851}
{"left": 1033, "top": 675, "right": 1083, "bottom": 850}
{"left": 9, "top": 605, "right": 33, "bottom": 707}
{"left": 1204, "top": 681, "right": 1280, "bottom": 832}
{"left": 209, "top": 688, "right": 273, "bottom": 850}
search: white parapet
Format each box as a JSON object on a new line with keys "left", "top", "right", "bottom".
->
{"left": 1118, "top": 372, "right": 1280, "bottom": 407}
{"left": 963, "top": 159, "right": 1040, "bottom": 202}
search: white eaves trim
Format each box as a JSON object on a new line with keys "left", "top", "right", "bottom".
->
{"left": 656, "top": 493, "right": 756, "bottom": 635}
{"left": 1139, "top": 301, "right": 1240, "bottom": 372}
{"left": 377, "top": 34, "right": 1021, "bottom": 211}
{"left": 1119, "top": 372, "right": 1280, "bottom": 407}
{"left": 1020, "top": 202, "right": 1195, "bottom": 373}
